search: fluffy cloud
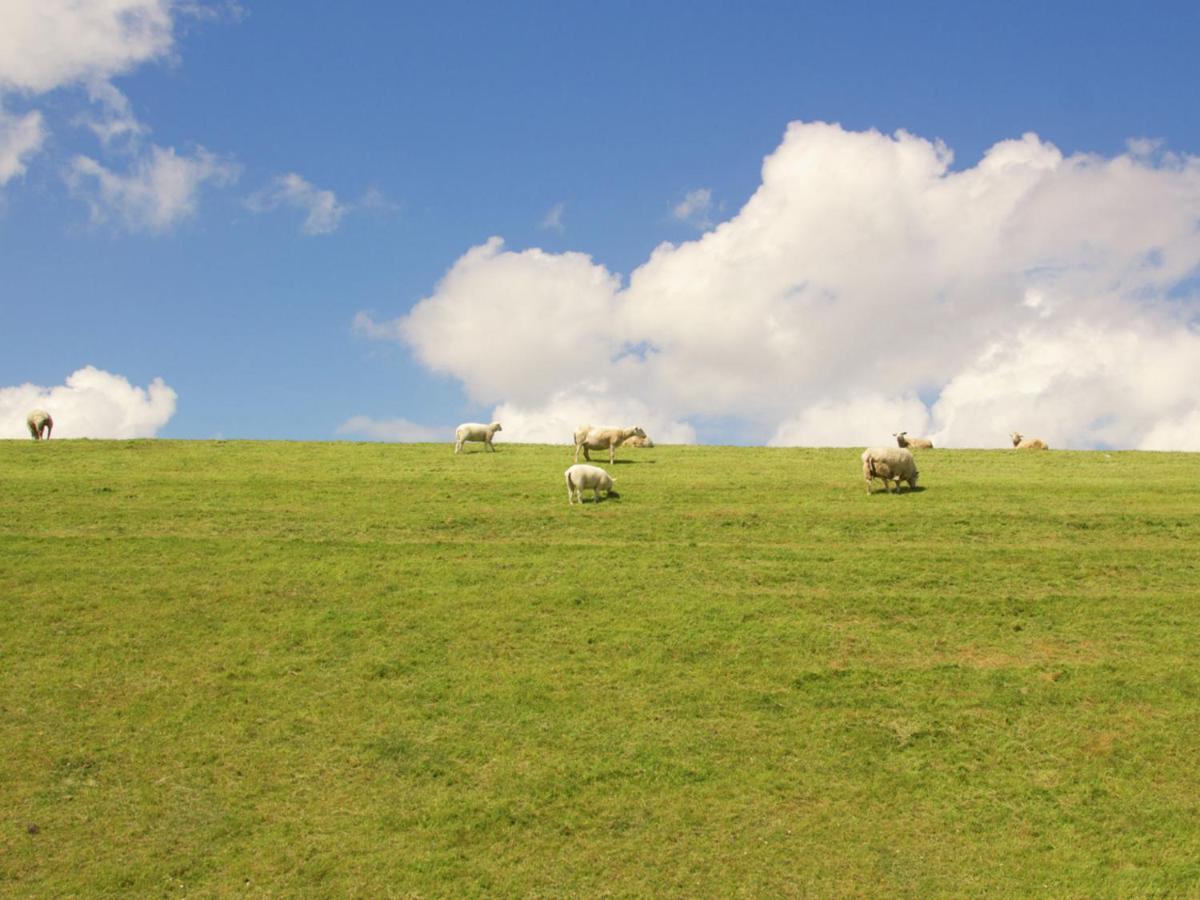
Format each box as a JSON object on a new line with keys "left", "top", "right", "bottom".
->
{"left": 0, "top": 105, "right": 45, "bottom": 184}
{"left": 67, "top": 144, "right": 239, "bottom": 232}
{"left": 0, "top": 366, "right": 177, "bottom": 439}
{"left": 0, "top": 0, "right": 174, "bottom": 95}
{"left": 247, "top": 173, "right": 346, "bottom": 236}
{"left": 0, "top": 0, "right": 243, "bottom": 222}
{"left": 358, "top": 122, "right": 1200, "bottom": 449}
{"left": 335, "top": 415, "right": 444, "bottom": 442}
{"left": 492, "top": 388, "right": 697, "bottom": 445}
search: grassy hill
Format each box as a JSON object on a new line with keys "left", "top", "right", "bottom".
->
{"left": 3, "top": 439, "right": 1199, "bottom": 895}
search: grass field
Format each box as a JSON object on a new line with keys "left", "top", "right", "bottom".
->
{"left": 2, "top": 439, "right": 1199, "bottom": 896}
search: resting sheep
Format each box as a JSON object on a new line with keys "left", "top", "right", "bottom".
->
{"left": 1010, "top": 432, "right": 1048, "bottom": 450}
{"left": 26, "top": 409, "right": 53, "bottom": 440}
{"left": 861, "top": 447, "right": 919, "bottom": 494}
{"left": 565, "top": 464, "right": 617, "bottom": 504}
{"left": 454, "top": 422, "right": 502, "bottom": 453}
{"left": 622, "top": 434, "right": 655, "bottom": 448}
{"left": 573, "top": 424, "right": 647, "bottom": 464}
{"left": 894, "top": 431, "right": 933, "bottom": 450}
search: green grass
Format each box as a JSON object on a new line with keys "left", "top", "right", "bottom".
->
{"left": 2, "top": 440, "right": 1199, "bottom": 896}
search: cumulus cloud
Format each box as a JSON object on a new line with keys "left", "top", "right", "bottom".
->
{"left": 0, "top": 105, "right": 45, "bottom": 184}
{"left": 0, "top": 0, "right": 174, "bottom": 95}
{"left": 672, "top": 187, "right": 714, "bottom": 229}
{"left": 492, "top": 387, "right": 697, "bottom": 445}
{"left": 0, "top": 366, "right": 177, "bottom": 439}
{"left": 357, "top": 122, "right": 1200, "bottom": 450}
{"left": 335, "top": 415, "right": 444, "bottom": 442}
{"left": 67, "top": 144, "right": 239, "bottom": 232}
{"left": 247, "top": 172, "right": 347, "bottom": 236}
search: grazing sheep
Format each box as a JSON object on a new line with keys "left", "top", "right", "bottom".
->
{"left": 622, "top": 434, "right": 655, "bottom": 448}
{"left": 894, "top": 431, "right": 933, "bottom": 450}
{"left": 861, "top": 447, "right": 919, "bottom": 494}
{"left": 454, "top": 422, "right": 502, "bottom": 453}
{"left": 573, "top": 424, "right": 647, "bottom": 464}
{"left": 565, "top": 464, "right": 617, "bottom": 504}
{"left": 26, "top": 409, "right": 53, "bottom": 440}
{"left": 1010, "top": 432, "right": 1049, "bottom": 450}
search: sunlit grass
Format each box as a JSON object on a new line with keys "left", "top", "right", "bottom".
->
{"left": 2, "top": 439, "right": 1199, "bottom": 894}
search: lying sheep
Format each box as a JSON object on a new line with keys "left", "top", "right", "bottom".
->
{"left": 573, "top": 424, "right": 647, "bottom": 464}
{"left": 26, "top": 409, "right": 53, "bottom": 440}
{"left": 861, "top": 447, "right": 919, "bottom": 494}
{"left": 564, "top": 463, "right": 617, "bottom": 504}
{"left": 454, "top": 422, "right": 502, "bottom": 453}
{"left": 894, "top": 431, "right": 933, "bottom": 450}
{"left": 1010, "top": 432, "right": 1048, "bottom": 450}
{"left": 622, "top": 434, "right": 655, "bottom": 448}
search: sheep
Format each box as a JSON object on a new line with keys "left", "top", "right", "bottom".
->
{"left": 861, "top": 447, "right": 919, "bottom": 494}
{"left": 622, "top": 434, "right": 655, "bottom": 448}
{"left": 26, "top": 409, "right": 53, "bottom": 440}
{"left": 564, "top": 464, "right": 617, "bottom": 504}
{"left": 1010, "top": 432, "right": 1049, "bottom": 450}
{"left": 894, "top": 431, "right": 933, "bottom": 450}
{"left": 573, "top": 424, "right": 647, "bottom": 464}
{"left": 454, "top": 422, "right": 502, "bottom": 453}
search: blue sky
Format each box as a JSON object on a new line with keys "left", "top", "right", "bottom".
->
{"left": 3, "top": 2, "right": 1200, "bottom": 447}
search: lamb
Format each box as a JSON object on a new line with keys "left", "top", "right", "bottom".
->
{"left": 894, "top": 431, "right": 933, "bottom": 450}
{"left": 861, "top": 447, "right": 919, "bottom": 494}
{"left": 26, "top": 409, "right": 53, "bottom": 440}
{"left": 1010, "top": 432, "right": 1049, "bottom": 450}
{"left": 573, "top": 424, "right": 647, "bottom": 464}
{"left": 564, "top": 464, "right": 617, "bottom": 504}
{"left": 454, "top": 422, "right": 502, "bottom": 453}
{"left": 622, "top": 434, "right": 655, "bottom": 448}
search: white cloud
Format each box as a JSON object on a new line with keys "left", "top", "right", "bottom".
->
{"left": 398, "top": 237, "right": 625, "bottom": 407}
{"left": 67, "top": 144, "right": 239, "bottom": 232}
{"left": 770, "top": 394, "right": 932, "bottom": 448}
{"left": 0, "top": 366, "right": 177, "bottom": 439}
{"left": 491, "top": 387, "right": 697, "bottom": 445}
{"left": 672, "top": 187, "right": 713, "bottom": 229}
{"left": 0, "top": 105, "right": 45, "bottom": 184}
{"left": 335, "top": 415, "right": 444, "bottom": 442}
{"left": 247, "top": 172, "right": 347, "bottom": 236}
{"left": 0, "top": 0, "right": 175, "bottom": 95}
{"left": 540, "top": 201, "right": 565, "bottom": 232}
{"left": 78, "top": 80, "right": 148, "bottom": 147}
{"left": 351, "top": 311, "right": 405, "bottom": 341}
{"left": 358, "top": 122, "right": 1200, "bottom": 450}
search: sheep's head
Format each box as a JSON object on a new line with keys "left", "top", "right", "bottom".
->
{"left": 633, "top": 426, "right": 646, "bottom": 438}
{"left": 492, "top": 423, "right": 503, "bottom": 432}
{"left": 894, "top": 431, "right": 909, "bottom": 447}
{"left": 1010, "top": 432, "right": 1022, "bottom": 446}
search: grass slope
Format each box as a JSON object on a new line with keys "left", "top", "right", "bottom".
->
{"left": 2, "top": 440, "right": 1199, "bottom": 895}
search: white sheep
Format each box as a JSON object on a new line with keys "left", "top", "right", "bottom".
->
{"left": 564, "top": 463, "right": 617, "bottom": 504}
{"left": 573, "top": 424, "right": 647, "bottom": 464}
{"left": 621, "top": 434, "right": 655, "bottom": 448}
{"left": 26, "top": 409, "right": 53, "bottom": 440}
{"left": 1010, "top": 432, "right": 1049, "bottom": 450}
{"left": 454, "top": 422, "right": 502, "bottom": 454}
{"left": 894, "top": 431, "right": 933, "bottom": 450}
{"left": 861, "top": 447, "right": 920, "bottom": 494}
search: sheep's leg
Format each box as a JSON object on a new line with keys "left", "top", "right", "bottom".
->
{"left": 454, "top": 440, "right": 461, "bottom": 454}
{"left": 594, "top": 487, "right": 601, "bottom": 503}
{"left": 44, "top": 425, "right": 51, "bottom": 439}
